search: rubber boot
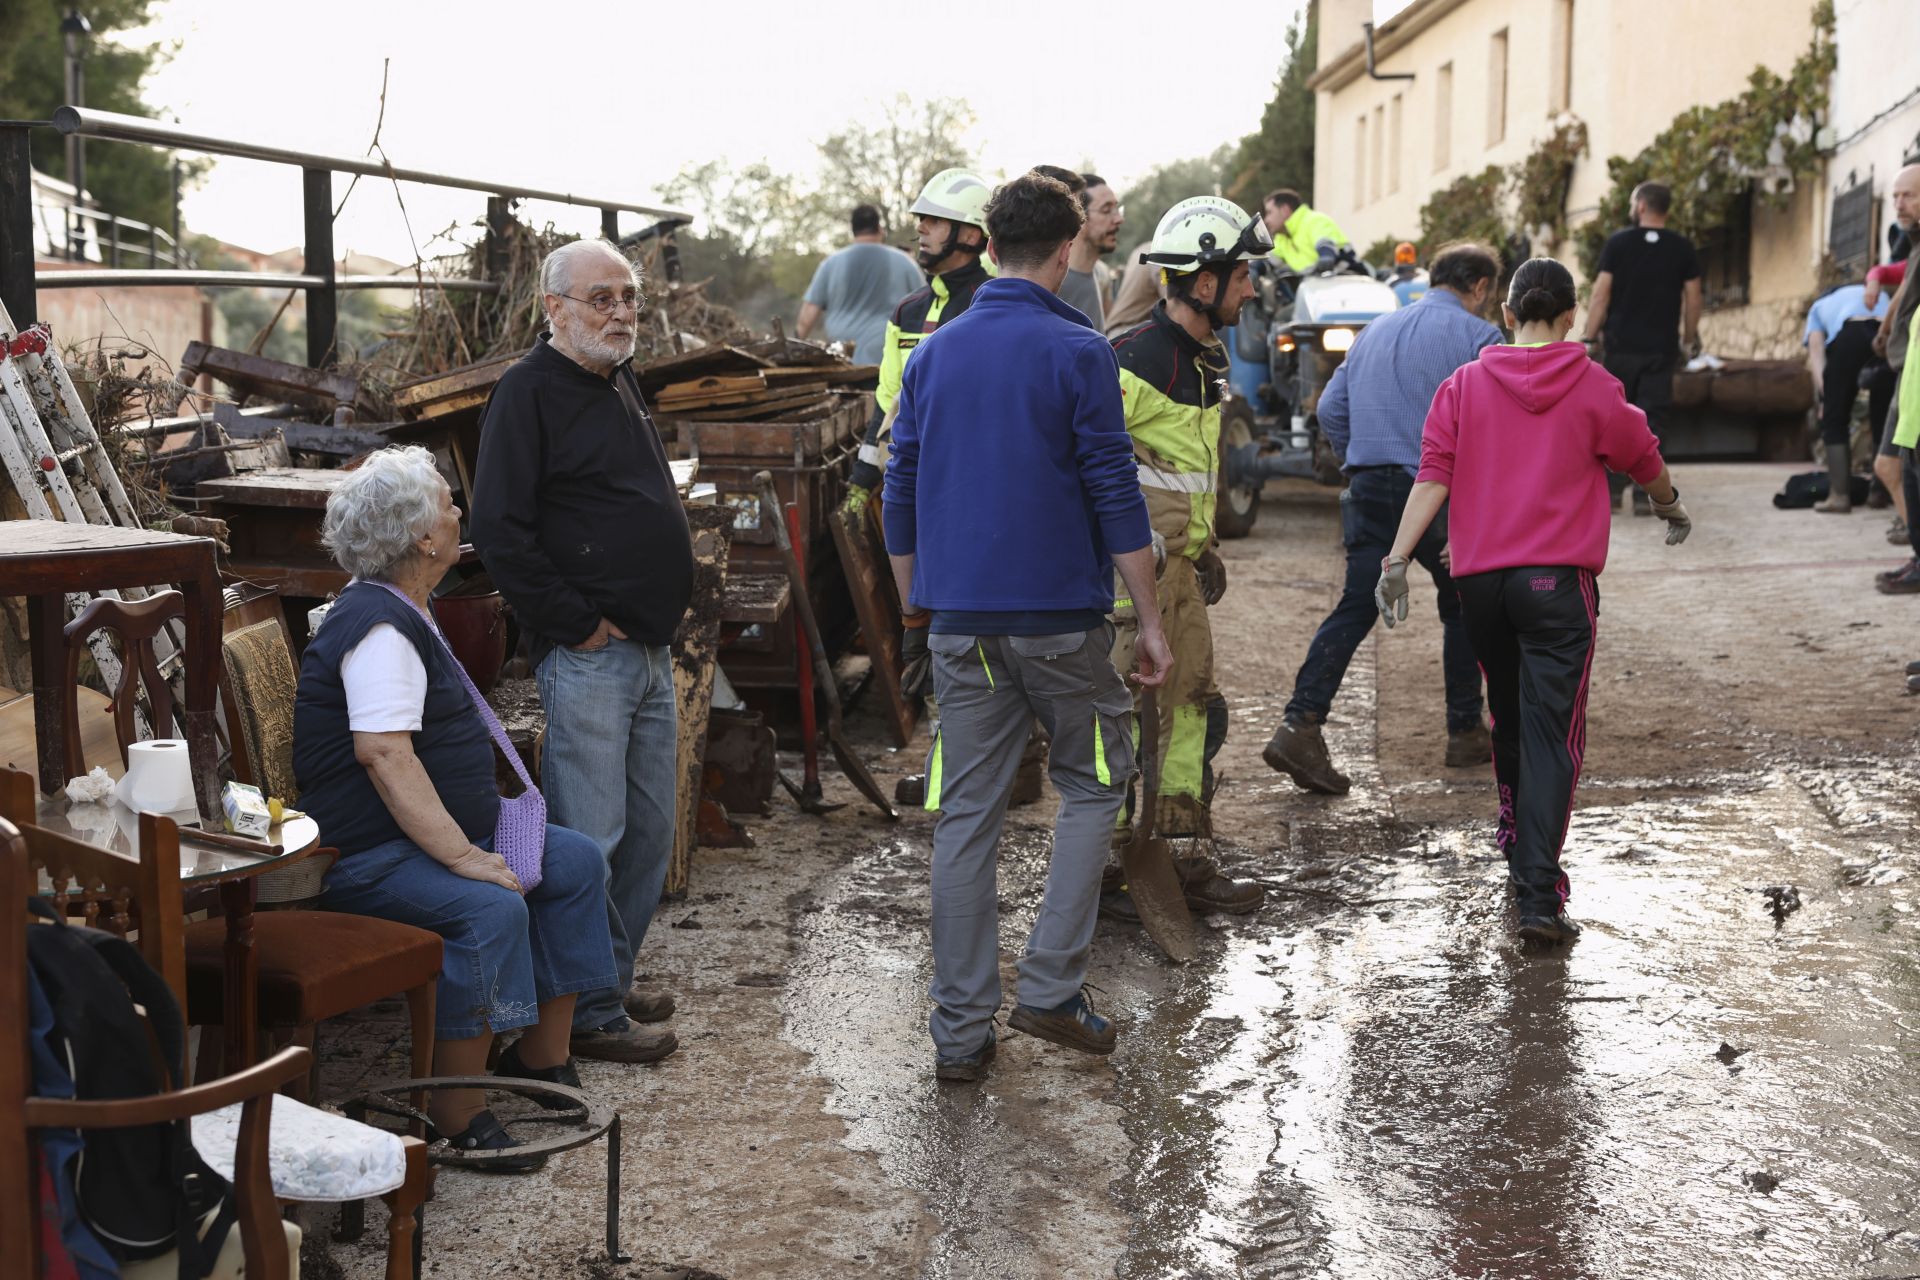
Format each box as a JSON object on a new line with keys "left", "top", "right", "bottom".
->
{"left": 1816, "top": 442, "right": 1854, "bottom": 513}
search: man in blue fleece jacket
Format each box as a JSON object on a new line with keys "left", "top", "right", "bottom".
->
{"left": 883, "top": 170, "right": 1173, "bottom": 1082}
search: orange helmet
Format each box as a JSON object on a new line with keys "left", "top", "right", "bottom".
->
{"left": 1393, "top": 241, "right": 1418, "bottom": 266}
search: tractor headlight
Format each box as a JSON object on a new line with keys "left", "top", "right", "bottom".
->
{"left": 1321, "top": 327, "right": 1356, "bottom": 353}
{"left": 1275, "top": 334, "right": 1296, "bottom": 353}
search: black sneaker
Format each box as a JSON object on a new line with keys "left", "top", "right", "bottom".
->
{"left": 1008, "top": 987, "right": 1117, "bottom": 1056}
{"left": 1880, "top": 562, "right": 1920, "bottom": 594}
{"left": 1877, "top": 558, "right": 1918, "bottom": 585}
{"left": 437, "top": 1108, "right": 547, "bottom": 1174}
{"left": 494, "top": 1041, "right": 582, "bottom": 1110}
{"left": 1906, "top": 659, "right": 1920, "bottom": 677}
{"left": 934, "top": 1029, "right": 997, "bottom": 1083}
{"left": 1517, "top": 914, "right": 1582, "bottom": 945}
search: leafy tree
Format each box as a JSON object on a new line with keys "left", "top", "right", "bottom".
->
{"left": 1116, "top": 144, "right": 1239, "bottom": 266}
{"left": 814, "top": 95, "right": 976, "bottom": 247}
{"left": 0, "top": 0, "right": 201, "bottom": 232}
{"left": 658, "top": 159, "right": 831, "bottom": 258}
{"left": 1225, "top": 2, "right": 1318, "bottom": 210}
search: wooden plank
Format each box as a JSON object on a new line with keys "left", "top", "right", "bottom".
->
{"left": 195, "top": 468, "right": 352, "bottom": 510}
{"left": 657, "top": 374, "right": 767, "bottom": 400}
{"left": 179, "top": 341, "right": 369, "bottom": 416}
{"left": 667, "top": 506, "right": 732, "bottom": 897}
{"left": 412, "top": 387, "right": 494, "bottom": 420}
{"left": 214, "top": 404, "right": 388, "bottom": 459}
{"left": 721, "top": 573, "right": 789, "bottom": 625}
{"left": 390, "top": 349, "right": 524, "bottom": 413}
{"left": 830, "top": 501, "right": 916, "bottom": 748}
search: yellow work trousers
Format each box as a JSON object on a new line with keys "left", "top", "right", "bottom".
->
{"left": 1112, "top": 555, "right": 1217, "bottom": 837}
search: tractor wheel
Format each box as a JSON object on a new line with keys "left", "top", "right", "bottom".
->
{"left": 1217, "top": 399, "right": 1261, "bottom": 540}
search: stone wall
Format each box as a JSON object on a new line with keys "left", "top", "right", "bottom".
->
{"left": 1701, "top": 296, "right": 1810, "bottom": 362}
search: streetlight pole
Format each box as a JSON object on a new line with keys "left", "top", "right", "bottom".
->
{"left": 60, "top": 7, "right": 91, "bottom": 261}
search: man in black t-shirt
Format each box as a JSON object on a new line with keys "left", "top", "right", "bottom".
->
{"left": 1581, "top": 181, "right": 1703, "bottom": 513}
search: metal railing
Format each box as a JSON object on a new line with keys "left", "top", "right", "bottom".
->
{"left": 1, "top": 106, "right": 691, "bottom": 367}
{"left": 39, "top": 199, "right": 189, "bottom": 268}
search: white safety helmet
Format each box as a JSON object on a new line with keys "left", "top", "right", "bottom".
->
{"left": 910, "top": 168, "right": 992, "bottom": 232}
{"left": 1141, "top": 197, "right": 1270, "bottom": 274}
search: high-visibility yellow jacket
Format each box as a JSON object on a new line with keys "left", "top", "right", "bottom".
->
{"left": 1898, "top": 317, "right": 1920, "bottom": 449}
{"left": 873, "top": 260, "right": 993, "bottom": 415}
{"left": 1110, "top": 302, "right": 1228, "bottom": 559}
{"left": 1270, "top": 202, "right": 1350, "bottom": 273}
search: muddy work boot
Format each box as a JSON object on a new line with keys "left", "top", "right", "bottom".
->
{"left": 934, "top": 1030, "right": 997, "bottom": 1083}
{"left": 569, "top": 1016, "right": 678, "bottom": 1064}
{"left": 1878, "top": 562, "right": 1920, "bottom": 595}
{"left": 1517, "top": 914, "right": 1582, "bottom": 945}
{"left": 1008, "top": 987, "right": 1117, "bottom": 1056}
{"left": 1262, "top": 719, "right": 1351, "bottom": 795}
{"left": 1176, "top": 854, "right": 1264, "bottom": 915}
{"left": 894, "top": 774, "right": 928, "bottom": 807}
{"left": 622, "top": 987, "right": 676, "bottom": 1024}
{"left": 1445, "top": 722, "right": 1494, "bottom": 768}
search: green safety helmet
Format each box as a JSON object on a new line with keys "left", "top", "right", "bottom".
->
{"left": 910, "top": 168, "right": 992, "bottom": 232}
{"left": 1140, "top": 196, "right": 1270, "bottom": 274}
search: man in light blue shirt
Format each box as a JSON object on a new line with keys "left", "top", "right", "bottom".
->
{"left": 1262, "top": 243, "right": 1504, "bottom": 797}
{"left": 796, "top": 205, "right": 927, "bottom": 365}
{"left": 1804, "top": 281, "right": 1895, "bottom": 513}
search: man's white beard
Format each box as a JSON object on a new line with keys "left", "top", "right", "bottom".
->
{"left": 559, "top": 319, "right": 638, "bottom": 367}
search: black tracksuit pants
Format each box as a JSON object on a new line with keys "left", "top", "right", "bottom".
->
{"left": 1454, "top": 566, "right": 1599, "bottom": 919}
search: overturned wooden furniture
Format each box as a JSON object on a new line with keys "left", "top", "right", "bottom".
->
{"left": 193, "top": 467, "right": 355, "bottom": 599}
{"left": 667, "top": 505, "right": 732, "bottom": 897}
{"left": 178, "top": 341, "right": 379, "bottom": 423}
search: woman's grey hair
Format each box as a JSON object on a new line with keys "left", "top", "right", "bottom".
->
{"left": 539, "top": 239, "right": 640, "bottom": 299}
{"left": 321, "top": 445, "right": 445, "bottom": 581}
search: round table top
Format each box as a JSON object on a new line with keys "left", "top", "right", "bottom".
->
{"left": 33, "top": 792, "right": 321, "bottom": 886}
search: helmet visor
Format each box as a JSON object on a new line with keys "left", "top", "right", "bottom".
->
{"left": 1234, "top": 216, "right": 1274, "bottom": 259}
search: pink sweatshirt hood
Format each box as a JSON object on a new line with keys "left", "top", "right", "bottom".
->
{"left": 1474, "top": 342, "right": 1596, "bottom": 415}
{"left": 1415, "top": 342, "right": 1667, "bottom": 577}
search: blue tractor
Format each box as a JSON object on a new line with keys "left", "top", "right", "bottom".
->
{"left": 1216, "top": 256, "right": 1401, "bottom": 537}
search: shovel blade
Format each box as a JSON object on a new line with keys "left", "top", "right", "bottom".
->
{"left": 1121, "top": 831, "right": 1196, "bottom": 963}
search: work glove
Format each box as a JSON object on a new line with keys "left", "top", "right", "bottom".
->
{"left": 1196, "top": 548, "right": 1228, "bottom": 606}
{"left": 1650, "top": 488, "right": 1692, "bottom": 546}
{"left": 900, "top": 612, "right": 931, "bottom": 698}
{"left": 1375, "top": 555, "right": 1410, "bottom": 628}
{"left": 842, "top": 481, "right": 873, "bottom": 517}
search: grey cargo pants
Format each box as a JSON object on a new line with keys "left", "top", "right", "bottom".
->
{"left": 923, "top": 625, "right": 1136, "bottom": 1056}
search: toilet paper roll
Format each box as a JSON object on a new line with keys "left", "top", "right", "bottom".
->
{"left": 114, "top": 739, "right": 197, "bottom": 815}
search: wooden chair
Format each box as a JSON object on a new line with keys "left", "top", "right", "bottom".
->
{"left": 62, "top": 590, "right": 188, "bottom": 779}
{"left": 1, "top": 813, "right": 308, "bottom": 1279}
{"left": 0, "top": 780, "right": 433, "bottom": 1280}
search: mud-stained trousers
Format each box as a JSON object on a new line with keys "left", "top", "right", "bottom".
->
{"left": 921, "top": 626, "right": 1136, "bottom": 1056}
{"left": 1453, "top": 567, "right": 1599, "bottom": 920}
{"left": 1111, "top": 556, "right": 1218, "bottom": 835}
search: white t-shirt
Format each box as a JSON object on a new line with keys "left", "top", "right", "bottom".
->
{"left": 341, "top": 623, "right": 428, "bottom": 733}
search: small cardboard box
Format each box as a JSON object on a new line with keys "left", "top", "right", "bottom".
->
{"left": 222, "top": 781, "right": 272, "bottom": 839}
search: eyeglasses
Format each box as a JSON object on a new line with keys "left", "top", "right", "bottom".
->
{"left": 555, "top": 290, "right": 642, "bottom": 315}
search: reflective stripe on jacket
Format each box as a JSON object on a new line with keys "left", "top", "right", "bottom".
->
{"left": 1110, "top": 302, "right": 1228, "bottom": 558}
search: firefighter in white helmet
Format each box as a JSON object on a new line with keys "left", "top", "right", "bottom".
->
{"left": 1103, "top": 197, "right": 1271, "bottom": 922}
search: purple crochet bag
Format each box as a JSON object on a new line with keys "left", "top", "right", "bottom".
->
{"left": 376, "top": 582, "right": 546, "bottom": 891}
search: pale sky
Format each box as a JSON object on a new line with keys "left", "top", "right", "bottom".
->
{"left": 130, "top": 0, "right": 1307, "bottom": 264}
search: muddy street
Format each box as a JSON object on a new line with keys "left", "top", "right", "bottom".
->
{"left": 321, "top": 463, "right": 1920, "bottom": 1280}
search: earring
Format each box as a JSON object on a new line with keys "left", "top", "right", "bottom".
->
{"left": 429, "top": 546, "right": 438, "bottom": 559}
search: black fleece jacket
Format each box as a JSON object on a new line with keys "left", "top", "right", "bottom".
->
{"left": 470, "top": 335, "right": 693, "bottom": 663}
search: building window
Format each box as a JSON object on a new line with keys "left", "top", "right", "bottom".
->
{"left": 1549, "top": 0, "right": 1574, "bottom": 113}
{"left": 1372, "top": 104, "right": 1385, "bottom": 203}
{"left": 1435, "top": 63, "right": 1453, "bottom": 172}
{"left": 1829, "top": 179, "right": 1877, "bottom": 278}
{"left": 1355, "top": 115, "right": 1369, "bottom": 207}
{"left": 1699, "top": 187, "right": 1754, "bottom": 308}
{"left": 1389, "top": 94, "right": 1403, "bottom": 195}
{"left": 1488, "top": 29, "right": 1509, "bottom": 147}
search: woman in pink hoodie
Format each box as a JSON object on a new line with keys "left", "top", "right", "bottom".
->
{"left": 1374, "top": 258, "right": 1694, "bottom": 945}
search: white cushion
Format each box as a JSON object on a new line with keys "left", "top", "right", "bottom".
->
{"left": 191, "top": 1096, "right": 407, "bottom": 1202}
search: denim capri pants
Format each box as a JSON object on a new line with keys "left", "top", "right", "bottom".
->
{"left": 319, "top": 823, "right": 619, "bottom": 1039}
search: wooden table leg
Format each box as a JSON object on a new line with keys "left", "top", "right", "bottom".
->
{"left": 26, "top": 591, "right": 67, "bottom": 796}
{"left": 178, "top": 562, "right": 224, "bottom": 821}
{"left": 219, "top": 877, "right": 259, "bottom": 1076}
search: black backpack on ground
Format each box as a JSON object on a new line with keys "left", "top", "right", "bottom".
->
{"left": 26, "top": 900, "right": 238, "bottom": 1280}
{"left": 1774, "top": 470, "right": 1871, "bottom": 508}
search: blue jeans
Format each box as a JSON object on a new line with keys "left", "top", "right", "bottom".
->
{"left": 319, "top": 825, "right": 617, "bottom": 1040}
{"left": 1284, "top": 466, "right": 1484, "bottom": 731}
{"left": 535, "top": 636, "right": 679, "bottom": 1030}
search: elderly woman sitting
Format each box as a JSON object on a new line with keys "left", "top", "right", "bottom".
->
{"left": 293, "top": 445, "right": 616, "bottom": 1171}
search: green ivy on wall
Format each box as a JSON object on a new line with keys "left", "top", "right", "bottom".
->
{"left": 1574, "top": 0, "right": 1835, "bottom": 277}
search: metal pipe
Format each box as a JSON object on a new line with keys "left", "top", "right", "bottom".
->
{"left": 34, "top": 269, "right": 500, "bottom": 292}
{"left": 1362, "top": 22, "right": 1417, "bottom": 83}
{"left": 53, "top": 106, "right": 694, "bottom": 223}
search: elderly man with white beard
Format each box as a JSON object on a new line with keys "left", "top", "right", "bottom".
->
{"left": 471, "top": 239, "right": 695, "bottom": 1065}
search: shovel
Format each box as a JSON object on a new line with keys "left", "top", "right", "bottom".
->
{"left": 1122, "top": 687, "right": 1195, "bottom": 963}
{"left": 756, "top": 471, "right": 897, "bottom": 821}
